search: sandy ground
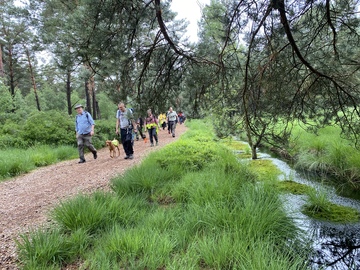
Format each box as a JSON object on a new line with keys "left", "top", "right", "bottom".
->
{"left": 0, "top": 124, "right": 187, "bottom": 270}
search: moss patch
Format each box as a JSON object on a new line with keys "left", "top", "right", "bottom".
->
{"left": 302, "top": 203, "right": 360, "bottom": 223}
{"left": 221, "top": 140, "right": 249, "bottom": 151}
{"left": 237, "top": 153, "right": 252, "bottom": 159}
{"left": 248, "top": 159, "right": 281, "bottom": 182}
{"left": 277, "top": 181, "right": 314, "bottom": 195}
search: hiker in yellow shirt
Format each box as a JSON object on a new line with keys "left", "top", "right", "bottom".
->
{"left": 144, "top": 109, "right": 160, "bottom": 147}
{"left": 158, "top": 113, "right": 167, "bottom": 130}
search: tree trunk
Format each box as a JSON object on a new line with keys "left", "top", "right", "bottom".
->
{"left": 90, "top": 74, "right": 97, "bottom": 120}
{"left": 251, "top": 145, "right": 257, "bottom": 160}
{"left": 241, "top": 6, "right": 272, "bottom": 160}
{"left": 244, "top": 114, "right": 258, "bottom": 159}
{"left": 66, "top": 70, "right": 72, "bottom": 115}
{"left": 24, "top": 46, "right": 41, "bottom": 111}
{"left": 85, "top": 78, "right": 91, "bottom": 113}
{"left": 0, "top": 45, "right": 4, "bottom": 77}
{"left": 95, "top": 100, "right": 100, "bottom": 119}
{"left": 8, "top": 47, "right": 15, "bottom": 98}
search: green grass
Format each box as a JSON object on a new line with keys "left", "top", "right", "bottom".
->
{"left": 16, "top": 227, "right": 90, "bottom": 270}
{"left": 16, "top": 120, "right": 309, "bottom": 269}
{"left": 291, "top": 124, "right": 360, "bottom": 191}
{"left": 0, "top": 145, "right": 77, "bottom": 181}
{"left": 302, "top": 188, "right": 360, "bottom": 222}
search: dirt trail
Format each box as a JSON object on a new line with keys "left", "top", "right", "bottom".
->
{"left": 0, "top": 124, "right": 187, "bottom": 269}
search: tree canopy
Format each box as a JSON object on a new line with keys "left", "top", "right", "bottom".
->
{"left": 1, "top": 0, "right": 360, "bottom": 157}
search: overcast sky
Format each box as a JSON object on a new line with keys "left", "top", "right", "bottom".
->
{"left": 14, "top": 0, "right": 210, "bottom": 42}
{"left": 170, "top": 0, "right": 210, "bottom": 42}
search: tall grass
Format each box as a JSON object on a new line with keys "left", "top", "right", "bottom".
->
{"left": 17, "top": 120, "right": 309, "bottom": 269}
{"left": 0, "top": 145, "right": 77, "bottom": 181}
{"left": 291, "top": 124, "right": 360, "bottom": 191}
{"left": 52, "top": 191, "right": 150, "bottom": 233}
{"left": 16, "top": 227, "right": 90, "bottom": 269}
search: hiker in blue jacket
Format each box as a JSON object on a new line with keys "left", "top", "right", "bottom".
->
{"left": 75, "top": 104, "right": 97, "bottom": 164}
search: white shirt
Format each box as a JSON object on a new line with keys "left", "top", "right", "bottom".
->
{"left": 167, "top": 111, "right": 177, "bottom": 121}
{"left": 116, "top": 108, "right": 133, "bottom": 128}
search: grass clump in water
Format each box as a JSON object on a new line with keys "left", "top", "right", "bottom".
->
{"left": 302, "top": 188, "right": 360, "bottom": 223}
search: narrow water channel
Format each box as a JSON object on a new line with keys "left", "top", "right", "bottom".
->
{"left": 259, "top": 153, "right": 360, "bottom": 270}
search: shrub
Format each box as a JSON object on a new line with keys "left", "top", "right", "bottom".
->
{"left": 20, "top": 110, "right": 75, "bottom": 147}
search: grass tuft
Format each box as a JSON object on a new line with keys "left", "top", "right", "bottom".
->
{"left": 302, "top": 188, "right": 360, "bottom": 222}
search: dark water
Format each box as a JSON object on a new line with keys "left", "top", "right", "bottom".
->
{"left": 260, "top": 154, "right": 360, "bottom": 270}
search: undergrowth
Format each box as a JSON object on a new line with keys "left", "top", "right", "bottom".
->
{"left": 16, "top": 120, "right": 309, "bottom": 270}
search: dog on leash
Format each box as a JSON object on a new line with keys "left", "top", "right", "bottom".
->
{"left": 106, "top": 139, "right": 120, "bottom": 158}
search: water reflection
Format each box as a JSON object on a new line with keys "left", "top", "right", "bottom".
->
{"left": 254, "top": 152, "right": 360, "bottom": 270}
{"left": 308, "top": 221, "right": 360, "bottom": 269}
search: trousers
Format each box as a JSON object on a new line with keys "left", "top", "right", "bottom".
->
{"left": 77, "top": 133, "right": 97, "bottom": 161}
{"left": 120, "top": 128, "right": 134, "bottom": 156}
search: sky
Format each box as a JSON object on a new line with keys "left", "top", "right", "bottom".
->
{"left": 14, "top": 0, "right": 209, "bottom": 42}
{"left": 170, "top": 0, "right": 211, "bottom": 42}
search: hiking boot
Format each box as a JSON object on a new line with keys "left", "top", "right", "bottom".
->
{"left": 93, "top": 151, "right": 97, "bottom": 159}
{"left": 129, "top": 155, "right": 134, "bottom": 159}
{"left": 78, "top": 159, "right": 86, "bottom": 164}
{"left": 150, "top": 143, "right": 154, "bottom": 147}
{"left": 124, "top": 156, "right": 129, "bottom": 159}
{"left": 172, "top": 134, "right": 175, "bottom": 137}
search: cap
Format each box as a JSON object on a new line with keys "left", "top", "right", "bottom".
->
{"left": 74, "top": 104, "right": 84, "bottom": 110}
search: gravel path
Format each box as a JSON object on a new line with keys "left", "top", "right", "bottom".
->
{"left": 0, "top": 124, "right": 187, "bottom": 269}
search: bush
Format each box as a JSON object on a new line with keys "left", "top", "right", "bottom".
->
{"left": 19, "top": 110, "right": 75, "bottom": 147}
{"left": 0, "top": 108, "right": 117, "bottom": 150}
{"left": 91, "top": 119, "right": 117, "bottom": 149}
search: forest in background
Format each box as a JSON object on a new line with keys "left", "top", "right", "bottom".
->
{"left": 1, "top": 0, "right": 360, "bottom": 160}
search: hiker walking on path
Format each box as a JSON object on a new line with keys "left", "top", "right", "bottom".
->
{"left": 158, "top": 112, "right": 167, "bottom": 130}
{"left": 115, "top": 102, "right": 137, "bottom": 159}
{"left": 75, "top": 104, "right": 97, "bottom": 164}
{"left": 145, "top": 109, "right": 160, "bottom": 147}
{"left": 167, "top": 107, "right": 178, "bottom": 137}
{"left": 136, "top": 116, "right": 145, "bottom": 141}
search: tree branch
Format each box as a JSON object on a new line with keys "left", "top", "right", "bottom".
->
{"left": 325, "top": 0, "right": 338, "bottom": 58}
{"left": 154, "top": 0, "right": 220, "bottom": 67}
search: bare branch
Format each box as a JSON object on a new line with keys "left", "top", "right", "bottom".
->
{"left": 325, "top": 0, "right": 338, "bottom": 57}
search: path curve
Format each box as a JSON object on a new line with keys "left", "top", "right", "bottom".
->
{"left": 0, "top": 124, "right": 187, "bottom": 269}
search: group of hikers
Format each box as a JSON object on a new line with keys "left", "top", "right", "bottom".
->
{"left": 74, "top": 102, "right": 185, "bottom": 163}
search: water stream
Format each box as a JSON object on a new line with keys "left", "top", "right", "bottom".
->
{"left": 258, "top": 152, "right": 360, "bottom": 270}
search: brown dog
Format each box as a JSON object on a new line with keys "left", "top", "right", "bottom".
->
{"left": 105, "top": 139, "right": 120, "bottom": 158}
